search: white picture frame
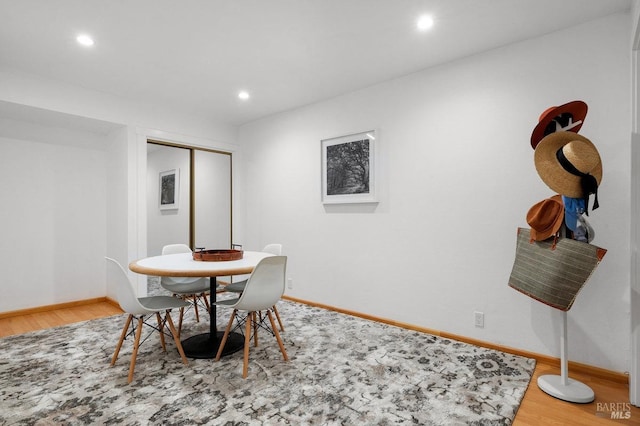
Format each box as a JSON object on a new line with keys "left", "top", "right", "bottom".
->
{"left": 321, "top": 130, "right": 377, "bottom": 204}
{"left": 159, "top": 168, "right": 179, "bottom": 210}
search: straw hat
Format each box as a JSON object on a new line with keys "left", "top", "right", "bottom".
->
{"left": 526, "top": 195, "right": 565, "bottom": 241}
{"left": 534, "top": 131, "right": 601, "bottom": 212}
{"left": 530, "top": 100, "right": 587, "bottom": 149}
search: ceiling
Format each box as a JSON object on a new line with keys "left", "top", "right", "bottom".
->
{"left": 0, "top": 0, "right": 632, "bottom": 127}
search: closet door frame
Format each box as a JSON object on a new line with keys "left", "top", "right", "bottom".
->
{"left": 147, "top": 139, "right": 233, "bottom": 250}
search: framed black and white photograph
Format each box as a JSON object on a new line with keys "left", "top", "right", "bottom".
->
{"left": 159, "top": 169, "right": 179, "bottom": 210}
{"left": 321, "top": 130, "right": 377, "bottom": 204}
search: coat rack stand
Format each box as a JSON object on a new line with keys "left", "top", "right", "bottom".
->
{"left": 537, "top": 310, "right": 594, "bottom": 403}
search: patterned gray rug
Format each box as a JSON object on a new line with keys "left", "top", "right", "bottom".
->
{"left": 0, "top": 286, "right": 535, "bottom": 425}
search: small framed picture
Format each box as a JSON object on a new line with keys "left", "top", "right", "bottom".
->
{"left": 321, "top": 130, "right": 377, "bottom": 204}
{"left": 159, "top": 169, "right": 179, "bottom": 210}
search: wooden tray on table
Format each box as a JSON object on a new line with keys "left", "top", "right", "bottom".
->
{"left": 192, "top": 249, "right": 243, "bottom": 262}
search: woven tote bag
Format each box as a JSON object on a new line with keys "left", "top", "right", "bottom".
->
{"left": 508, "top": 227, "right": 606, "bottom": 311}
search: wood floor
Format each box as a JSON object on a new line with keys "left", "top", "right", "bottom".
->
{"left": 515, "top": 365, "right": 640, "bottom": 425}
{"left": 1, "top": 302, "right": 638, "bottom": 425}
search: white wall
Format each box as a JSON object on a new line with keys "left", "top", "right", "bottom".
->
{"left": 0, "top": 117, "right": 110, "bottom": 311}
{"left": 0, "top": 66, "right": 239, "bottom": 307}
{"left": 105, "top": 125, "right": 130, "bottom": 302}
{"left": 238, "top": 13, "right": 632, "bottom": 372}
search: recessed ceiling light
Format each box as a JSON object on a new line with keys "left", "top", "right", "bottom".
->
{"left": 76, "top": 34, "right": 95, "bottom": 47}
{"left": 417, "top": 15, "right": 434, "bottom": 31}
{"left": 238, "top": 91, "right": 250, "bottom": 100}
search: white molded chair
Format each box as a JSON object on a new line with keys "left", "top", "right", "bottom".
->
{"left": 160, "top": 244, "right": 212, "bottom": 335}
{"left": 215, "top": 256, "right": 288, "bottom": 378}
{"left": 106, "top": 257, "right": 190, "bottom": 383}
{"left": 224, "top": 243, "right": 285, "bottom": 331}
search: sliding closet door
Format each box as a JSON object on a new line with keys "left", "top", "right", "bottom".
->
{"left": 192, "top": 149, "right": 232, "bottom": 249}
{"left": 147, "top": 144, "right": 191, "bottom": 256}
{"left": 147, "top": 141, "right": 232, "bottom": 257}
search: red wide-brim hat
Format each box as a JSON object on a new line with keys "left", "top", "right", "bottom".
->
{"left": 531, "top": 100, "right": 587, "bottom": 149}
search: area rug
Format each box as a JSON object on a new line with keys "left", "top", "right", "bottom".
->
{"left": 0, "top": 294, "right": 535, "bottom": 425}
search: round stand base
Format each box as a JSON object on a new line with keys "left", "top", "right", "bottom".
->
{"left": 181, "top": 332, "right": 244, "bottom": 359}
{"left": 537, "top": 374, "right": 594, "bottom": 403}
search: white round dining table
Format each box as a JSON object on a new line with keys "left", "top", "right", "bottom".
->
{"left": 129, "top": 250, "right": 274, "bottom": 359}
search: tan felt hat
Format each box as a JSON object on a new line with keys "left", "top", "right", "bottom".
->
{"left": 526, "top": 194, "right": 564, "bottom": 241}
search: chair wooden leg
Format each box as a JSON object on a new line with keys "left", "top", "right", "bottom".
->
{"left": 156, "top": 312, "right": 166, "bottom": 351}
{"left": 178, "top": 306, "right": 185, "bottom": 337}
{"left": 243, "top": 312, "right": 253, "bottom": 378}
{"left": 272, "top": 304, "right": 285, "bottom": 332}
{"left": 267, "top": 310, "right": 289, "bottom": 362}
{"left": 201, "top": 293, "right": 210, "bottom": 312}
{"left": 128, "top": 317, "right": 144, "bottom": 383}
{"left": 252, "top": 312, "right": 259, "bottom": 347}
{"left": 165, "top": 311, "right": 188, "bottom": 365}
{"left": 215, "top": 310, "right": 237, "bottom": 361}
{"left": 112, "top": 314, "right": 133, "bottom": 366}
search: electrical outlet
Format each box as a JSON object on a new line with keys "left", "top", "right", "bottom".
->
{"left": 474, "top": 311, "right": 484, "bottom": 328}
{"left": 287, "top": 278, "right": 293, "bottom": 289}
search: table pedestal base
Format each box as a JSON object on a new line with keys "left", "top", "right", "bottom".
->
{"left": 182, "top": 332, "right": 244, "bottom": 359}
